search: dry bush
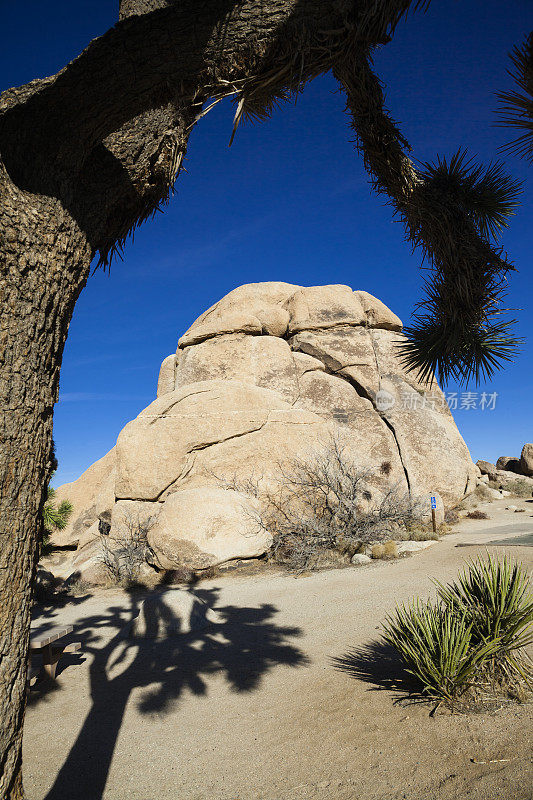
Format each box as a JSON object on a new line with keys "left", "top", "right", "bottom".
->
{"left": 399, "top": 520, "right": 442, "bottom": 541}
{"left": 501, "top": 478, "right": 533, "bottom": 498}
{"left": 457, "top": 484, "right": 495, "bottom": 510}
{"left": 444, "top": 508, "right": 461, "bottom": 525}
{"left": 65, "top": 577, "right": 92, "bottom": 597}
{"left": 410, "top": 527, "right": 439, "bottom": 541}
{"left": 100, "top": 511, "right": 156, "bottom": 587}
{"left": 466, "top": 510, "right": 489, "bottom": 520}
{"left": 487, "top": 476, "right": 533, "bottom": 499}
{"left": 217, "top": 434, "right": 427, "bottom": 572}
{"left": 372, "top": 540, "right": 398, "bottom": 560}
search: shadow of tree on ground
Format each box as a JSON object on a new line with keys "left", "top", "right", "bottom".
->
{"left": 29, "top": 586, "right": 307, "bottom": 800}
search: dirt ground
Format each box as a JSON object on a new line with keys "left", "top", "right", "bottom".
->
{"left": 24, "top": 498, "right": 533, "bottom": 800}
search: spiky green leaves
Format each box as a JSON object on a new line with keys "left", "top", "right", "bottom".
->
{"left": 400, "top": 315, "right": 519, "bottom": 385}
{"left": 42, "top": 486, "right": 73, "bottom": 534}
{"left": 497, "top": 32, "right": 533, "bottom": 163}
{"left": 382, "top": 600, "right": 500, "bottom": 703}
{"left": 383, "top": 556, "right": 532, "bottom": 705}
{"left": 436, "top": 554, "right": 533, "bottom": 660}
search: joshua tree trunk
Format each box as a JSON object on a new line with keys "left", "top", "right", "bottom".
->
{"left": 0, "top": 0, "right": 517, "bottom": 795}
{"left": 0, "top": 174, "right": 93, "bottom": 797}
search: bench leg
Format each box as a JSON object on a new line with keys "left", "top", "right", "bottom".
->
{"left": 41, "top": 644, "right": 62, "bottom": 680}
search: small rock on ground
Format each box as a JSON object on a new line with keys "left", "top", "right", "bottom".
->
{"left": 396, "top": 540, "right": 436, "bottom": 555}
{"left": 351, "top": 554, "right": 372, "bottom": 566}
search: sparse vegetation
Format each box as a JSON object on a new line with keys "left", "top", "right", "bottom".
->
{"left": 444, "top": 508, "right": 461, "bottom": 526}
{"left": 40, "top": 484, "right": 73, "bottom": 554}
{"left": 457, "top": 484, "right": 495, "bottom": 509}
{"left": 397, "top": 526, "right": 440, "bottom": 542}
{"left": 100, "top": 512, "right": 155, "bottom": 587}
{"left": 436, "top": 555, "right": 533, "bottom": 690}
{"left": 465, "top": 510, "right": 489, "bottom": 520}
{"left": 217, "top": 435, "right": 428, "bottom": 572}
{"left": 382, "top": 556, "right": 533, "bottom": 711}
{"left": 64, "top": 577, "right": 92, "bottom": 597}
{"left": 383, "top": 600, "right": 500, "bottom": 707}
{"left": 372, "top": 540, "right": 399, "bottom": 560}
{"left": 489, "top": 476, "right": 533, "bottom": 498}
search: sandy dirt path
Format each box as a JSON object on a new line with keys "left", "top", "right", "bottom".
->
{"left": 24, "top": 501, "right": 533, "bottom": 800}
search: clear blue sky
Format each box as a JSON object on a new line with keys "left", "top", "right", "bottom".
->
{"left": 2, "top": 1, "right": 531, "bottom": 486}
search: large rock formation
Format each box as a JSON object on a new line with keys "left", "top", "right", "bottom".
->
{"left": 52, "top": 282, "right": 477, "bottom": 579}
{"left": 520, "top": 444, "right": 533, "bottom": 477}
{"left": 477, "top": 442, "right": 533, "bottom": 484}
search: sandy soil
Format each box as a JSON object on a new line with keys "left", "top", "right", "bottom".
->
{"left": 24, "top": 498, "right": 533, "bottom": 800}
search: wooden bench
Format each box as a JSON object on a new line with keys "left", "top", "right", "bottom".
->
{"left": 29, "top": 626, "right": 81, "bottom": 683}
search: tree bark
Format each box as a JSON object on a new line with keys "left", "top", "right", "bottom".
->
{"left": 0, "top": 165, "right": 92, "bottom": 798}
{"left": 0, "top": 2, "right": 423, "bottom": 796}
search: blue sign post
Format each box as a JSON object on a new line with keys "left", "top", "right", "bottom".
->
{"left": 430, "top": 495, "right": 437, "bottom": 532}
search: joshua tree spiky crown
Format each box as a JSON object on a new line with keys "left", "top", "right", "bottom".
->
{"left": 4, "top": 0, "right": 522, "bottom": 387}
{"left": 333, "top": 50, "right": 521, "bottom": 386}
{"left": 497, "top": 32, "right": 533, "bottom": 164}
{"left": 209, "top": 2, "right": 523, "bottom": 386}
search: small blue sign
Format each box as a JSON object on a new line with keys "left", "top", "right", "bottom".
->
{"left": 430, "top": 495, "right": 437, "bottom": 510}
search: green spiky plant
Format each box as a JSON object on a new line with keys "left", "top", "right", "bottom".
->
{"left": 41, "top": 484, "right": 73, "bottom": 555}
{"left": 382, "top": 599, "right": 500, "bottom": 706}
{"left": 436, "top": 555, "right": 533, "bottom": 688}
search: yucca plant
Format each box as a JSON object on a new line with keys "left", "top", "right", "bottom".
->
{"left": 382, "top": 600, "right": 500, "bottom": 705}
{"left": 41, "top": 485, "right": 73, "bottom": 555}
{"left": 42, "top": 486, "right": 73, "bottom": 534}
{"left": 436, "top": 555, "right": 533, "bottom": 686}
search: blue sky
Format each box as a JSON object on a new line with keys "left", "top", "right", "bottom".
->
{"left": 2, "top": 1, "right": 531, "bottom": 485}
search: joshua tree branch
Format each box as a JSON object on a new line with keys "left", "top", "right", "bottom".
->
{"left": 334, "top": 51, "right": 520, "bottom": 384}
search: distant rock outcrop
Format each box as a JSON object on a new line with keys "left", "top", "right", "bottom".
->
{"left": 477, "top": 442, "right": 533, "bottom": 484}
{"left": 496, "top": 456, "right": 522, "bottom": 474}
{"left": 520, "top": 444, "right": 533, "bottom": 477}
{"left": 52, "top": 282, "right": 477, "bottom": 580}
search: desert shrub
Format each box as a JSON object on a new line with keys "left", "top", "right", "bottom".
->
{"left": 217, "top": 434, "right": 426, "bottom": 572}
{"left": 65, "top": 577, "right": 92, "bottom": 596}
{"left": 404, "top": 527, "right": 440, "bottom": 542}
{"left": 501, "top": 478, "right": 533, "bottom": 498}
{"left": 487, "top": 477, "right": 533, "bottom": 498}
{"left": 371, "top": 543, "right": 385, "bottom": 559}
{"left": 382, "top": 600, "right": 500, "bottom": 706}
{"left": 383, "top": 556, "right": 533, "bottom": 710}
{"left": 457, "top": 484, "right": 494, "bottom": 509}
{"left": 444, "top": 508, "right": 461, "bottom": 525}
{"left": 436, "top": 555, "right": 533, "bottom": 685}
{"left": 372, "top": 540, "right": 398, "bottom": 559}
{"left": 40, "top": 483, "right": 73, "bottom": 555}
{"left": 465, "top": 510, "right": 489, "bottom": 520}
{"left": 100, "top": 512, "right": 155, "bottom": 587}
